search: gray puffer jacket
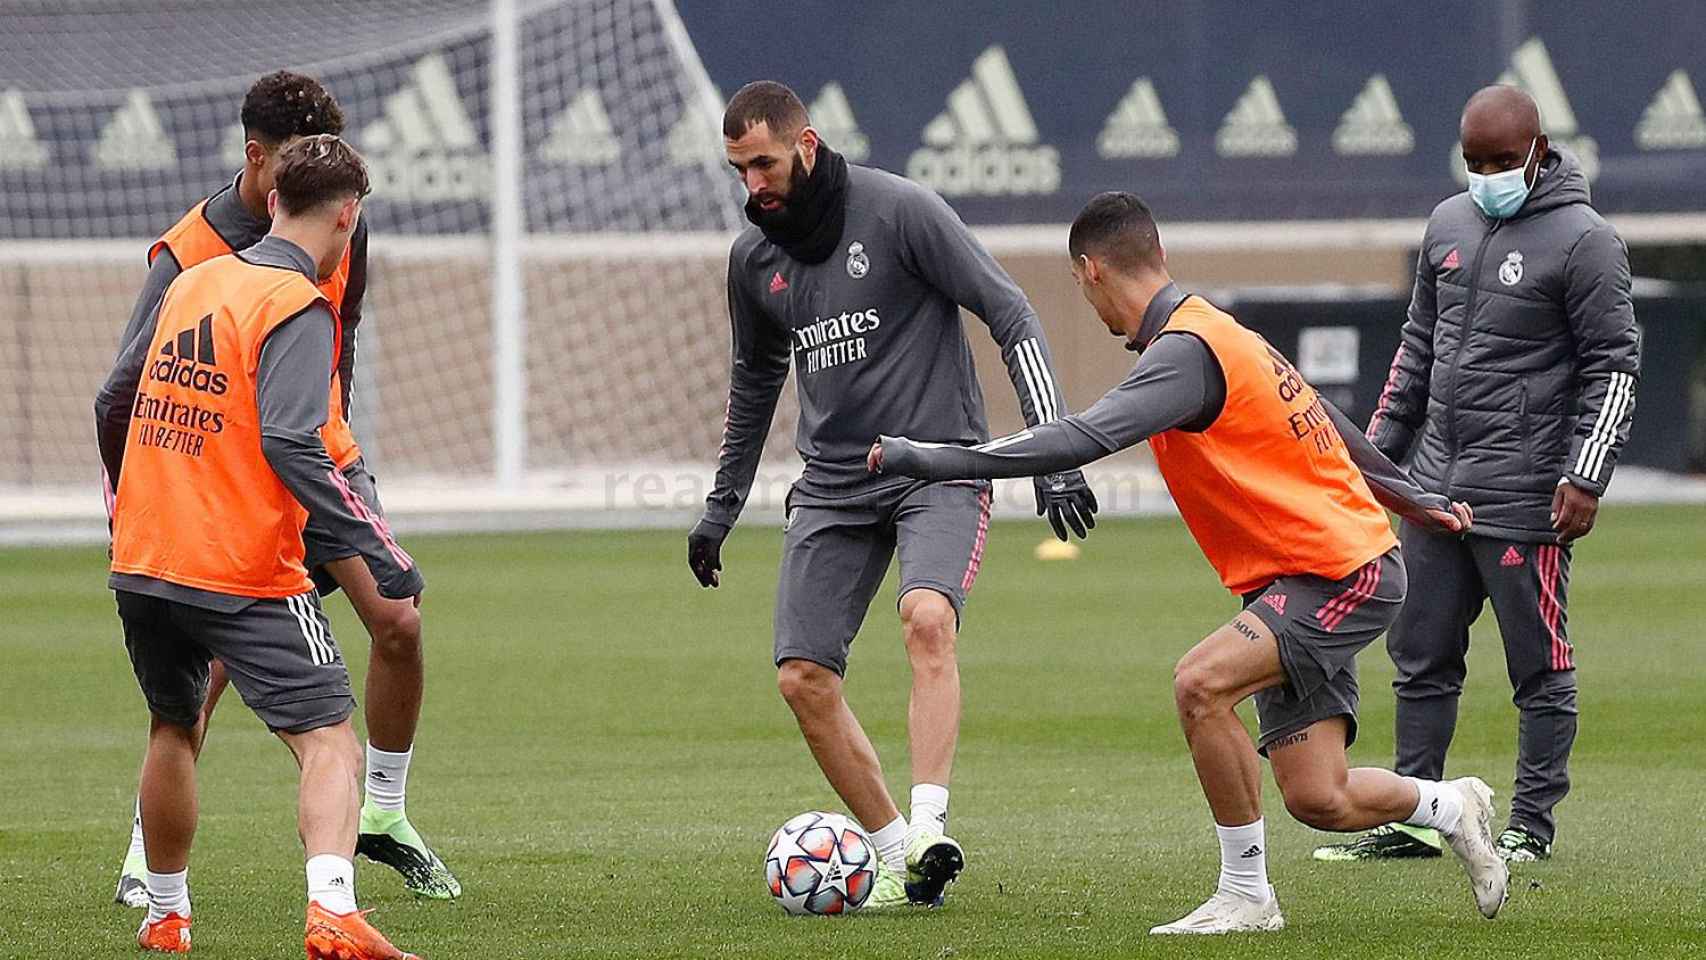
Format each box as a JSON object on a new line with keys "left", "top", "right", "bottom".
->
{"left": 1367, "top": 147, "right": 1640, "bottom": 542}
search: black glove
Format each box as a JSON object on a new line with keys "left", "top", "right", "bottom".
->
{"left": 687, "top": 518, "right": 729, "bottom": 587}
{"left": 1034, "top": 471, "right": 1098, "bottom": 541}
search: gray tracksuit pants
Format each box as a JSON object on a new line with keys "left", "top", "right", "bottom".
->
{"left": 1388, "top": 521, "right": 1579, "bottom": 843}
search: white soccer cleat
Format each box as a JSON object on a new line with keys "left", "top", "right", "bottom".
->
{"left": 1442, "top": 777, "right": 1509, "bottom": 919}
{"left": 1149, "top": 886, "right": 1284, "bottom": 935}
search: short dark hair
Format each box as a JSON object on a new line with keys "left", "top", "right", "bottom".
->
{"left": 722, "top": 81, "right": 809, "bottom": 140}
{"left": 1069, "top": 191, "right": 1163, "bottom": 272}
{"left": 241, "top": 70, "right": 344, "bottom": 146}
{"left": 273, "top": 134, "right": 368, "bottom": 215}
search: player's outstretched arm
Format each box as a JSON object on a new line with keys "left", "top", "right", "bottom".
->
{"left": 1324, "top": 399, "right": 1472, "bottom": 534}
{"left": 690, "top": 248, "right": 791, "bottom": 587}
{"left": 256, "top": 305, "right": 423, "bottom": 600}
{"left": 893, "top": 181, "right": 1097, "bottom": 538}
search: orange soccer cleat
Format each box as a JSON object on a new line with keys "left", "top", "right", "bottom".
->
{"left": 304, "top": 901, "right": 420, "bottom": 960}
{"left": 137, "top": 912, "right": 192, "bottom": 953}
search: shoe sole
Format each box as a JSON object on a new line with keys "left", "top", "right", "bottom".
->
{"left": 306, "top": 925, "right": 419, "bottom": 960}
{"left": 1311, "top": 845, "right": 1442, "bottom": 862}
{"left": 1448, "top": 778, "right": 1509, "bottom": 920}
{"left": 1149, "top": 913, "right": 1286, "bottom": 934}
{"left": 356, "top": 832, "right": 460, "bottom": 900}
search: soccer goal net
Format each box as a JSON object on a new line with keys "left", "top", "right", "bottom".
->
{"left": 0, "top": 0, "right": 818, "bottom": 538}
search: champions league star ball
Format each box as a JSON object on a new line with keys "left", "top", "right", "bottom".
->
{"left": 764, "top": 812, "right": 877, "bottom": 915}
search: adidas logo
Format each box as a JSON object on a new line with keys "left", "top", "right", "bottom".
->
{"left": 369, "top": 771, "right": 394, "bottom": 782}
{"left": 1637, "top": 69, "right": 1706, "bottom": 151}
{"left": 1453, "top": 38, "right": 1597, "bottom": 183}
{"left": 906, "top": 45, "right": 1060, "bottom": 196}
{"left": 92, "top": 89, "right": 177, "bottom": 171}
{"left": 1261, "top": 593, "right": 1287, "bottom": 616}
{"left": 1097, "top": 78, "right": 1179, "bottom": 159}
{"left": 148, "top": 315, "right": 229, "bottom": 396}
{"left": 361, "top": 53, "right": 490, "bottom": 201}
{"left": 1216, "top": 76, "right": 1295, "bottom": 158}
{"left": 1500, "top": 546, "right": 1524, "bottom": 567}
{"left": 1442, "top": 248, "right": 1461, "bottom": 270}
{"left": 809, "top": 83, "right": 869, "bottom": 163}
{"left": 0, "top": 89, "right": 48, "bottom": 170}
{"left": 769, "top": 271, "right": 788, "bottom": 294}
{"left": 539, "top": 89, "right": 621, "bottom": 166}
{"left": 1333, "top": 74, "right": 1414, "bottom": 156}
{"left": 667, "top": 87, "right": 723, "bottom": 168}
{"left": 1240, "top": 844, "right": 1263, "bottom": 859}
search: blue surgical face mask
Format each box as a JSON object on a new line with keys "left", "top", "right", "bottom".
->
{"left": 1466, "top": 138, "right": 1537, "bottom": 219}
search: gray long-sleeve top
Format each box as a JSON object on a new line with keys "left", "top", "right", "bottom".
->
{"left": 879, "top": 284, "right": 1456, "bottom": 530}
{"left": 99, "top": 236, "right": 421, "bottom": 611}
{"left": 703, "top": 163, "right": 1070, "bottom": 528}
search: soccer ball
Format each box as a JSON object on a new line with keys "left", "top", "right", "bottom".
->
{"left": 764, "top": 811, "right": 877, "bottom": 915}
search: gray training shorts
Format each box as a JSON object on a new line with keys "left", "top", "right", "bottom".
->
{"left": 1242, "top": 547, "right": 1406, "bottom": 755}
{"left": 303, "top": 458, "right": 383, "bottom": 595}
{"left": 774, "top": 479, "right": 993, "bottom": 676}
{"left": 116, "top": 588, "right": 356, "bottom": 734}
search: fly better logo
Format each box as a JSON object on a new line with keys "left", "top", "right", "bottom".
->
{"left": 92, "top": 90, "right": 177, "bottom": 171}
{"left": 539, "top": 89, "right": 621, "bottom": 166}
{"left": 1452, "top": 39, "right": 1597, "bottom": 183}
{"left": 907, "top": 45, "right": 1060, "bottom": 196}
{"left": 809, "top": 83, "right": 869, "bottom": 163}
{"left": 361, "top": 54, "right": 490, "bottom": 201}
{"left": 0, "top": 89, "right": 47, "bottom": 170}
{"left": 1636, "top": 69, "right": 1706, "bottom": 150}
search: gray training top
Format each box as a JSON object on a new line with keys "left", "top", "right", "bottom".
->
{"left": 882, "top": 283, "right": 1453, "bottom": 529}
{"left": 96, "top": 236, "right": 422, "bottom": 612}
{"left": 704, "top": 164, "right": 1069, "bottom": 528}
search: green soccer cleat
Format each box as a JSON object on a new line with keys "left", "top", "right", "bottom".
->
{"left": 115, "top": 847, "right": 148, "bottom": 909}
{"left": 905, "top": 830, "right": 964, "bottom": 906}
{"left": 864, "top": 863, "right": 912, "bottom": 910}
{"left": 356, "top": 806, "right": 461, "bottom": 900}
{"left": 1496, "top": 826, "right": 1553, "bottom": 862}
{"left": 1312, "top": 823, "right": 1443, "bottom": 861}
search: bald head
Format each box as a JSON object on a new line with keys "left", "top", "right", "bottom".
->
{"left": 1461, "top": 85, "right": 1547, "bottom": 177}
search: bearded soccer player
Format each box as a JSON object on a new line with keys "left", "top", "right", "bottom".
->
{"left": 98, "top": 136, "right": 420, "bottom": 958}
{"left": 687, "top": 81, "right": 1098, "bottom": 909}
{"left": 870, "top": 193, "right": 1508, "bottom": 933}
{"left": 97, "top": 71, "right": 458, "bottom": 905}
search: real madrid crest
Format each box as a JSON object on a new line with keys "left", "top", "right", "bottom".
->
{"left": 846, "top": 241, "right": 869, "bottom": 279}
{"left": 1498, "top": 250, "right": 1524, "bottom": 286}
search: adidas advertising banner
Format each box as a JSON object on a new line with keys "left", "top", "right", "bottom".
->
{"left": 4, "top": 0, "right": 1706, "bottom": 237}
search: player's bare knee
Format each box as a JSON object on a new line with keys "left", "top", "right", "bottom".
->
{"left": 1282, "top": 782, "right": 1352, "bottom": 830}
{"left": 777, "top": 659, "right": 840, "bottom": 716}
{"left": 900, "top": 590, "right": 957, "bottom": 668}
{"left": 1172, "top": 660, "right": 1223, "bottom": 724}
{"left": 369, "top": 603, "right": 423, "bottom": 662}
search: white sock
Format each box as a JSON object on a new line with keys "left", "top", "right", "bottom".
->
{"left": 306, "top": 854, "right": 358, "bottom": 914}
{"left": 868, "top": 816, "right": 908, "bottom": 874}
{"left": 1215, "top": 819, "right": 1270, "bottom": 903}
{"left": 908, "top": 783, "right": 950, "bottom": 843}
{"left": 1403, "top": 777, "right": 1463, "bottom": 835}
{"left": 125, "top": 796, "right": 146, "bottom": 866}
{"left": 145, "top": 868, "right": 189, "bottom": 923}
{"left": 364, "top": 743, "right": 411, "bottom": 813}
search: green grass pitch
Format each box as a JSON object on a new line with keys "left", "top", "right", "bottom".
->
{"left": 3, "top": 505, "right": 1703, "bottom": 957}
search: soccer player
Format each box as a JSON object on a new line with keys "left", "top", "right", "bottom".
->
{"left": 1317, "top": 85, "right": 1639, "bottom": 864}
{"left": 687, "top": 82, "right": 1098, "bottom": 908}
{"left": 870, "top": 193, "right": 1508, "bottom": 933}
{"left": 98, "top": 71, "right": 459, "bottom": 904}
{"left": 98, "top": 135, "right": 420, "bottom": 957}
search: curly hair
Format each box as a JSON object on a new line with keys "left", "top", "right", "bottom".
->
{"left": 240, "top": 71, "right": 345, "bottom": 145}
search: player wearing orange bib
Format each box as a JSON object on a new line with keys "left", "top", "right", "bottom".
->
{"left": 98, "top": 136, "right": 421, "bottom": 958}
{"left": 871, "top": 193, "right": 1509, "bottom": 933}
{"left": 96, "top": 71, "right": 458, "bottom": 905}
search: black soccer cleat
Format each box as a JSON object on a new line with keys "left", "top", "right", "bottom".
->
{"left": 905, "top": 833, "right": 965, "bottom": 906}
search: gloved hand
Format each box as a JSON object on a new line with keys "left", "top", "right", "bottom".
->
{"left": 687, "top": 518, "right": 729, "bottom": 587}
{"left": 1034, "top": 471, "right": 1098, "bottom": 541}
